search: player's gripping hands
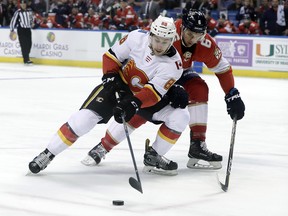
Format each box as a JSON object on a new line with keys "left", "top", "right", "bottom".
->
{"left": 113, "top": 95, "right": 142, "bottom": 123}
{"left": 225, "top": 88, "right": 245, "bottom": 120}
{"left": 166, "top": 84, "right": 189, "bottom": 108}
{"left": 102, "top": 73, "right": 125, "bottom": 93}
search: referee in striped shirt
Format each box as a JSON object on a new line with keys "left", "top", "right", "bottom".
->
{"left": 10, "top": 0, "right": 34, "bottom": 65}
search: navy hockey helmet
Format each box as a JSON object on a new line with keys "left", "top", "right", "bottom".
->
{"left": 182, "top": 9, "right": 207, "bottom": 33}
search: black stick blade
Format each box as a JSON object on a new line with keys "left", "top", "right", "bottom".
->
{"left": 216, "top": 174, "right": 228, "bottom": 192}
{"left": 219, "top": 181, "right": 228, "bottom": 192}
{"left": 129, "top": 177, "right": 143, "bottom": 194}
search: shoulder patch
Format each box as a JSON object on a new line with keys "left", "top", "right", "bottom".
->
{"left": 214, "top": 47, "right": 222, "bottom": 60}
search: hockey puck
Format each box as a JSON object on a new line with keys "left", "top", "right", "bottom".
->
{"left": 112, "top": 200, "right": 124, "bottom": 206}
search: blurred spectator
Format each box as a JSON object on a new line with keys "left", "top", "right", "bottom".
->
{"left": 91, "top": 0, "right": 101, "bottom": 8}
{"left": 238, "top": 14, "right": 261, "bottom": 34}
{"left": 84, "top": 7, "right": 97, "bottom": 29}
{"left": 138, "top": 16, "right": 152, "bottom": 30}
{"left": 132, "top": 0, "right": 145, "bottom": 7}
{"left": 210, "top": 0, "right": 218, "bottom": 9}
{"left": 0, "top": 0, "right": 8, "bottom": 26}
{"left": 255, "top": 0, "right": 270, "bottom": 21}
{"left": 217, "top": 17, "right": 238, "bottom": 33}
{"left": 221, "top": 0, "right": 233, "bottom": 8}
{"left": 158, "top": 0, "right": 180, "bottom": 10}
{"left": 1, "top": 0, "right": 286, "bottom": 36}
{"left": 260, "top": 0, "right": 288, "bottom": 35}
{"left": 284, "top": 0, "right": 288, "bottom": 35}
{"left": 257, "top": 0, "right": 270, "bottom": 14}
{"left": 76, "top": 0, "right": 89, "bottom": 14}
{"left": 94, "top": 7, "right": 113, "bottom": 30}
{"left": 227, "top": 0, "right": 243, "bottom": 11}
{"left": 138, "top": 0, "right": 160, "bottom": 20}
{"left": 126, "top": 0, "right": 140, "bottom": 7}
{"left": 285, "top": 0, "right": 288, "bottom": 9}
{"left": 236, "top": 0, "right": 257, "bottom": 22}
{"left": 100, "top": 0, "right": 118, "bottom": 10}
{"left": 33, "top": 11, "right": 43, "bottom": 28}
{"left": 67, "top": 4, "right": 84, "bottom": 28}
{"left": 105, "top": 1, "right": 121, "bottom": 18}
{"left": 32, "top": 0, "right": 46, "bottom": 14}
{"left": 185, "top": 0, "right": 213, "bottom": 11}
{"left": 49, "top": 0, "right": 59, "bottom": 12}
{"left": 52, "top": 0, "right": 71, "bottom": 28}
{"left": 40, "top": 12, "right": 64, "bottom": 28}
{"left": 113, "top": 0, "right": 138, "bottom": 31}
{"left": 203, "top": 8, "right": 219, "bottom": 36}
{"left": 6, "top": 0, "right": 18, "bottom": 26}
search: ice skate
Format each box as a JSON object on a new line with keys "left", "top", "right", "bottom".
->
{"left": 28, "top": 149, "right": 55, "bottom": 174}
{"left": 24, "top": 60, "right": 33, "bottom": 65}
{"left": 187, "top": 140, "right": 222, "bottom": 170}
{"left": 143, "top": 139, "right": 178, "bottom": 176}
{"left": 81, "top": 143, "right": 108, "bottom": 166}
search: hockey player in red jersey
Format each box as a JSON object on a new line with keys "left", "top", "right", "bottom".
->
{"left": 173, "top": 9, "right": 245, "bottom": 169}
{"left": 28, "top": 15, "right": 189, "bottom": 175}
{"left": 82, "top": 9, "right": 245, "bottom": 172}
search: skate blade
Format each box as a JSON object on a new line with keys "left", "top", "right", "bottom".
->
{"left": 143, "top": 166, "right": 178, "bottom": 176}
{"left": 25, "top": 170, "right": 34, "bottom": 176}
{"left": 81, "top": 155, "right": 97, "bottom": 166}
{"left": 187, "top": 158, "right": 222, "bottom": 170}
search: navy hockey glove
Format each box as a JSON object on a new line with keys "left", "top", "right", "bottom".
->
{"left": 113, "top": 96, "right": 142, "bottom": 123}
{"left": 102, "top": 73, "right": 125, "bottom": 93}
{"left": 225, "top": 88, "right": 245, "bottom": 120}
{"left": 166, "top": 84, "right": 189, "bottom": 108}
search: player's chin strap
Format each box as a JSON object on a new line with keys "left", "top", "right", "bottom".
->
{"left": 115, "top": 92, "right": 143, "bottom": 194}
{"left": 181, "top": 27, "right": 206, "bottom": 47}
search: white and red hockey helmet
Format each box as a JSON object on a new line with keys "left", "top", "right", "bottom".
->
{"left": 150, "top": 15, "right": 176, "bottom": 39}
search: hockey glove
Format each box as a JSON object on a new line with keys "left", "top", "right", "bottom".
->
{"left": 225, "top": 88, "right": 245, "bottom": 120}
{"left": 113, "top": 96, "right": 142, "bottom": 123}
{"left": 102, "top": 73, "right": 125, "bottom": 94}
{"left": 166, "top": 84, "right": 189, "bottom": 108}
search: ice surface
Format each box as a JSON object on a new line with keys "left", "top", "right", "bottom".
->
{"left": 0, "top": 63, "right": 287, "bottom": 216}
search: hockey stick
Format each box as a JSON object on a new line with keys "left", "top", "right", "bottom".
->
{"left": 115, "top": 92, "right": 143, "bottom": 194}
{"left": 217, "top": 116, "right": 237, "bottom": 192}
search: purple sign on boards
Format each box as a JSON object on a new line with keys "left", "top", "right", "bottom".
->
{"left": 215, "top": 38, "right": 253, "bottom": 67}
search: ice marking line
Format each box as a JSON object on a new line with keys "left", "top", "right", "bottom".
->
{"left": 0, "top": 76, "right": 100, "bottom": 81}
